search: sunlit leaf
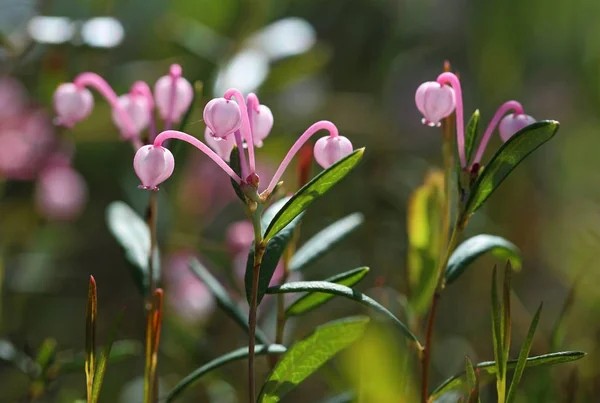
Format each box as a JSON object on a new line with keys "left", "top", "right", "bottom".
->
{"left": 266, "top": 281, "right": 420, "bottom": 345}
{"left": 462, "top": 120, "right": 559, "bottom": 216}
{"left": 290, "top": 212, "right": 364, "bottom": 272}
{"left": 465, "top": 110, "right": 480, "bottom": 164}
{"left": 258, "top": 317, "right": 369, "bottom": 403}
{"left": 165, "top": 345, "right": 287, "bottom": 402}
{"left": 286, "top": 267, "right": 369, "bottom": 317}
{"left": 445, "top": 235, "right": 521, "bottom": 284}
{"left": 263, "top": 148, "right": 365, "bottom": 242}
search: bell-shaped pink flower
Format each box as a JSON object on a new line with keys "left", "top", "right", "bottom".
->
{"left": 53, "top": 83, "right": 94, "bottom": 127}
{"left": 133, "top": 145, "right": 175, "bottom": 191}
{"left": 415, "top": 81, "right": 456, "bottom": 127}
{"left": 313, "top": 135, "right": 353, "bottom": 168}
{"left": 35, "top": 165, "right": 88, "bottom": 221}
{"left": 203, "top": 98, "right": 242, "bottom": 139}
{"left": 498, "top": 113, "right": 536, "bottom": 142}
{"left": 204, "top": 127, "right": 235, "bottom": 161}
{"left": 250, "top": 104, "right": 274, "bottom": 147}
{"left": 154, "top": 75, "right": 194, "bottom": 123}
{"left": 111, "top": 93, "right": 151, "bottom": 139}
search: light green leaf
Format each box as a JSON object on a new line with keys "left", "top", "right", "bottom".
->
{"left": 165, "top": 345, "right": 286, "bottom": 402}
{"left": 189, "top": 258, "right": 269, "bottom": 344}
{"left": 430, "top": 351, "right": 586, "bottom": 400}
{"left": 463, "top": 120, "right": 559, "bottom": 216}
{"left": 266, "top": 281, "right": 420, "bottom": 346}
{"left": 506, "top": 303, "right": 543, "bottom": 403}
{"left": 446, "top": 235, "right": 521, "bottom": 284}
{"left": 263, "top": 148, "right": 365, "bottom": 242}
{"left": 258, "top": 317, "right": 369, "bottom": 403}
{"left": 286, "top": 267, "right": 370, "bottom": 317}
{"left": 90, "top": 309, "right": 125, "bottom": 403}
{"left": 290, "top": 212, "right": 364, "bottom": 272}
{"left": 465, "top": 110, "right": 480, "bottom": 163}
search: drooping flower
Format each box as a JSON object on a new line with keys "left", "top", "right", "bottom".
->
{"left": 154, "top": 64, "right": 194, "bottom": 124}
{"left": 203, "top": 98, "right": 242, "bottom": 139}
{"left": 313, "top": 135, "right": 353, "bottom": 169}
{"left": 111, "top": 93, "right": 151, "bottom": 139}
{"left": 498, "top": 113, "right": 536, "bottom": 142}
{"left": 53, "top": 83, "right": 94, "bottom": 128}
{"left": 247, "top": 93, "right": 274, "bottom": 147}
{"left": 204, "top": 127, "right": 235, "bottom": 161}
{"left": 133, "top": 145, "right": 175, "bottom": 191}
{"left": 415, "top": 81, "right": 456, "bottom": 127}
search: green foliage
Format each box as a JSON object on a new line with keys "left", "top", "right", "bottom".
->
{"left": 465, "top": 110, "right": 481, "bottom": 163}
{"left": 257, "top": 317, "right": 369, "bottom": 403}
{"left": 286, "top": 267, "right": 370, "bottom": 317}
{"left": 229, "top": 146, "right": 246, "bottom": 201}
{"left": 90, "top": 310, "right": 124, "bottom": 403}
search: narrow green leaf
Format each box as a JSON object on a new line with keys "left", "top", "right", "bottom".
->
{"left": 189, "top": 258, "right": 269, "bottom": 344}
{"left": 245, "top": 198, "right": 304, "bottom": 304}
{"left": 290, "top": 212, "right": 364, "bottom": 272}
{"left": 266, "top": 281, "right": 420, "bottom": 345}
{"left": 463, "top": 120, "right": 559, "bottom": 216}
{"left": 85, "top": 276, "right": 97, "bottom": 401}
{"left": 506, "top": 303, "right": 543, "bottom": 403}
{"left": 90, "top": 309, "right": 125, "bottom": 403}
{"left": 465, "top": 110, "right": 480, "bottom": 163}
{"left": 446, "top": 235, "right": 521, "bottom": 284}
{"left": 258, "top": 317, "right": 369, "bottom": 403}
{"left": 465, "top": 357, "right": 477, "bottom": 390}
{"left": 105, "top": 201, "right": 159, "bottom": 295}
{"left": 229, "top": 146, "right": 246, "bottom": 201}
{"left": 164, "top": 345, "right": 287, "bottom": 402}
{"left": 57, "top": 340, "right": 142, "bottom": 373}
{"left": 286, "top": 267, "right": 370, "bottom": 317}
{"left": 263, "top": 148, "right": 365, "bottom": 242}
{"left": 491, "top": 267, "right": 504, "bottom": 382}
{"left": 35, "top": 338, "right": 57, "bottom": 375}
{"left": 430, "top": 351, "right": 586, "bottom": 399}
{"left": 502, "top": 264, "right": 513, "bottom": 381}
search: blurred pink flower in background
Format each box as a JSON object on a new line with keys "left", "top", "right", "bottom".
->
{"left": 35, "top": 163, "right": 88, "bottom": 221}
{"left": 163, "top": 251, "right": 216, "bottom": 323}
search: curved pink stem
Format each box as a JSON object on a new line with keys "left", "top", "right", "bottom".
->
{"left": 436, "top": 72, "right": 465, "bottom": 168}
{"left": 154, "top": 130, "right": 242, "bottom": 184}
{"left": 224, "top": 89, "right": 255, "bottom": 173}
{"left": 471, "top": 100, "right": 524, "bottom": 166}
{"left": 266, "top": 120, "right": 338, "bottom": 193}
{"left": 234, "top": 130, "right": 249, "bottom": 179}
{"left": 131, "top": 81, "right": 157, "bottom": 141}
{"left": 74, "top": 72, "right": 137, "bottom": 140}
{"left": 246, "top": 93, "right": 259, "bottom": 148}
{"left": 164, "top": 64, "right": 182, "bottom": 131}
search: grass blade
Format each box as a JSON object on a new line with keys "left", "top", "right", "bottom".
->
{"left": 85, "top": 275, "right": 97, "bottom": 402}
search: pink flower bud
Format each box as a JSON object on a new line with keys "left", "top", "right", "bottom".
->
{"left": 313, "top": 135, "right": 353, "bottom": 169}
{"left": 53, "top": 83, "right": 94, "bottom": 127}
{"left": 35, "top": 165, "right": 88, "bottom": 221}
{"left": 154, "top": 75, "right": 194, "bottom": 123}
{"left": 498, "top": 113, "right": 536, "bottom": 142}
{"left": 133, "top": 145, "right": 175, "bottom": 191}
{"left": 204, "top": 127, "right": 235, "bottom": 161}
{"left": 203, "top": 98, "right": 242, "bottom": 139}
{"left": 250, "top": 104, "right": 274, "bottom": 147}
{"left": 415, "top": 81, "right": 456, "bottom": 127}
{"left": 111, "top": 93, "right": 151, "bottom": 139}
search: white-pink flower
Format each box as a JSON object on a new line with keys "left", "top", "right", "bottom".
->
{"left": 415, "top": 81, "right": 456, "bottom": 127}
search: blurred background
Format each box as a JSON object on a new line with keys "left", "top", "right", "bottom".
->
{"left": 0, "top": 0, "right": 596, "bottom": 402}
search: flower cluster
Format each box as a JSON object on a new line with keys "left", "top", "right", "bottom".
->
{"left": 416, "top": 72, "right": 536, "bottom": 170}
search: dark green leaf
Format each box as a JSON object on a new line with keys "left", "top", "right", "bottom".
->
{"left": 290, "top": 213, "right": 364, "bottom": 272}
{"left": 506, "top": 303, "right": 543, "bottom": 403}
{"left": 105, "top": 201, "right": 159, "bottom": 295}
{"left": 430, "top": 351, "right": 585, "bottom": 400}
{"left": 245, "top": 198, "right": 304, "bottom": 304}
{"left": 258, "top": 317, "right": 369, "bottom": 403}
{"left": 165, "top": 345, "right": 287, "bottom": 402}
{"left": 286, "top": 267, "right": 370, "bottom": 317}
{"left": 463, "top": 120, "right": 559, "bottom": 216}
{"left": 90, "top": 309, "right": 125, "bottom": 403}
{"left": 266, "top": 281, "right": 420, "bottom": 346}
{"left": 263, "top": 148, "right": 365, "bottom": 242}
{"left": 446, "top": 235, "right": 521, "bottom": 284}
{"left": 189, "top": 258, "right": 269, "bottom": 344}
{"left": 465, "top": 110, "right": 480, "bottom": 163}
{"left": 491, "top": 267, "right": 504, "bottom": 382}
{"left": 229, "top": 145, "right": 246, "bottom": 201}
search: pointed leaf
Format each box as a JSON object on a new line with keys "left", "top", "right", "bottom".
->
{"left": 266, "top": 281, "right": 420, "bottom": 346}
{"left": 445, "top": 235, "right": 521, "bottom": 284}
{"left": 258, "top": 317, "right": 369, "bottom": 403}
{"left": 463, "top": 120, "right": 559, "bottom": 216}
{"left": 189, "top": 258, "right": 269, "bottom": 344}
{"left": 286, "top": 267, "right": 370, "bottom": 317}
{"left": 263, "top": 148, "right": 365, "bottom": 242}
{"left": 165, "top": 345, "right": 287, "bottom": 402}
{"left": 506, "top": 303, "right": 543, "bottom": 403}
{"left": 90, "top": 309, "right": 125, "bottom": 403}
{"left": 85, "top": 276, "right": 97, "bottom": 401}
{"left": 465, "top": 110, "right": 481, "bottom": 163}
{"left": 465, "top": 357, "right": 477, "bottom": 390}
{"left": 430, "top": 351, "right": 585, "bottom": 399}
{"left": 290, "top": 212, "right": 364, "bottom": 272}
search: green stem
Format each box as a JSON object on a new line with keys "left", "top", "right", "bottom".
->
{"left": 144, "top": 192, "right": 159, "bottom": 403}
{"left": 248, "top": 205, "right": 264, "bottom": 403}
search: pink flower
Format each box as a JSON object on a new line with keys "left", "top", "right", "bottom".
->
{"left": 111, "top": 93, "right": 151, "bottom": 139}
{"left": 133, "top": 145, "right": 175, "bottom": 191}
{"left": 53, "top": 83, "right": 94, "bottom": 128}
{"left": 313, "top": 135, "right": 353, "bottom": 168}
{"left": 249, "top": 103, "right": 274, "bottom": 147}
{"left": 204, "top": 127, "right": 236, "bottom": 162}
{"left": 498, "top": 113, "right": 536, "bottom": 142}
{"left": 154, "top": 65, "right": 194, "bottom": 123}
{"left": 203, "top": 98, "right": 242, "bottom": 139}
{"left": 35, "top": 165, "right": 88, "bottom": 221}
{"left": 415, "top": 81, "right": 456, "bottom": 127}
